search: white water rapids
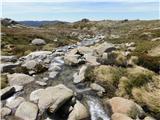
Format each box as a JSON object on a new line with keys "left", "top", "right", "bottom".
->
{"left": 86, "top": 96, "right": 110, "bottom": 120}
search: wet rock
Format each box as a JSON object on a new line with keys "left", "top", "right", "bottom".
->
{"left": 35, "top": 81, "right": 47, "bottom": 86}
{"left": 73, "top": 65, "right": 87, "bottom": 84}
{"left": 111, "top": 113, "right": 133, "bottom": 120}
{"left": 30, "top": 89, "right": 44, "bottom": 103}
{"left": 15, "top": 101, "right": 38, "bottom": 120}
{"left": 49, "top": 71, "right": 59, "bottom": 79}
{"left": 1, "top": 107, "right": 11, "bottom": 118}
{"left": 7, "top": 73, "right": 34, "bottom": 86}
{"left": 68, "top": 100, "right": 89, "bottom": 120}
{"left": 0, "top": 63, "right": 18, "bottom": 73}
{"left": 43, "top": 77, "right": 49, "bottom": 81}
{"left": 31, "top": 38, "right": 46, "bottom": 45}
{"left": 90, "top": 83, "right": 105, "bottom": 96}
{"left": 6, "top": 97, "right": 25, "bottom": 109}
{"left": 0, "top": 56, "right": 17, "bottom": 62}
{"left": 23, "top": 51, "right": 51, "bottom": 60}
{"left": 104, "top": 97, "right": 144, "bottom": 118}
{"left": 0, "top": 86, "right": 15, "bottom": 100}
{"left": 48, "top": 63, "right": 62, "bottom": 71}
{"left": 38, "top": 84, "right": 73, "bottom": 113}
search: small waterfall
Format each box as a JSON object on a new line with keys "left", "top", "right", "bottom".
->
{"left": 86, "top": 95, "right": 110, "bottom": 120}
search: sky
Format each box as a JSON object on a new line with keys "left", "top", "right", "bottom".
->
{"left": 1, "top": 0, "right": 160, "bottom": 21}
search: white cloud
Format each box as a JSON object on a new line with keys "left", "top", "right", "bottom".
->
{"left": 3, "top": 0, "right": 159, "bottom": 2}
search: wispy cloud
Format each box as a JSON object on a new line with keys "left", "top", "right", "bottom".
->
{"left": 3, "top": 0, "right": 159, "bottom": 3}
{"left": 2, "top": 1, "right": 159, "bottom": 21}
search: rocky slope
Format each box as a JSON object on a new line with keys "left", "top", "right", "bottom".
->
{"left": 1, "top": 19, "right": 160, "bottom": 120}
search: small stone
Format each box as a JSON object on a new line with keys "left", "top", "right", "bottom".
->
{"left": 49, "top": 71, "right": 58, "bottom": 79}
{"left": 35, "top": 81, "right": 47, "bottom": 86}
{"left": 43, "top": 77, "right": 49, "bottom": 81}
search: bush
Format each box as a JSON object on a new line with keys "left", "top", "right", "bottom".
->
{"left": 34, "top": 64, "right": 47, "bottom": 73}
{"left": 137, "top": 54, "right": 160, "bottom": 73}
{"left": 125, "top": 74, "right": 152, "bottom": 95}
{"left": 132, "top": 87, "right": 160, "bottom": 119}
{"left": 85, "top": 65, "right": 126, "bottom": 97}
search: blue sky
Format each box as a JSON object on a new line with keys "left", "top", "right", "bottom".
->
{"left": 2, "top": 0, "right": 160, "bottom": 21}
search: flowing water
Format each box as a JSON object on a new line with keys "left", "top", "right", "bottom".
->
{"left": 86, "top": 95, "right": 110, "bottom": 120}
{"left": 5, "top": 35, "right": 111, "bottom": 120}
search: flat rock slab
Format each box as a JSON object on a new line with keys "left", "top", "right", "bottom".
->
{"left": 15, "top": 101, "right": 38, "bottom": 120}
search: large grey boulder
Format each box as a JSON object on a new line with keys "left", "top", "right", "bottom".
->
{"left": 15, "top": 101, "right": 38, "bottom": 120}
{"left": 31, "top": 38, "right": 46, "bottom": 45}
{"left": 37, "top": 84, "right": 73, "bottom": 113}
{"left": 0, "top": 86, "right": 15, "bottom": 100}
{"left": 68, "top": 100, "right": 89, "bottom": 120}
{"left": 7, "top": 73, "right": 34, "bottom": 86}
